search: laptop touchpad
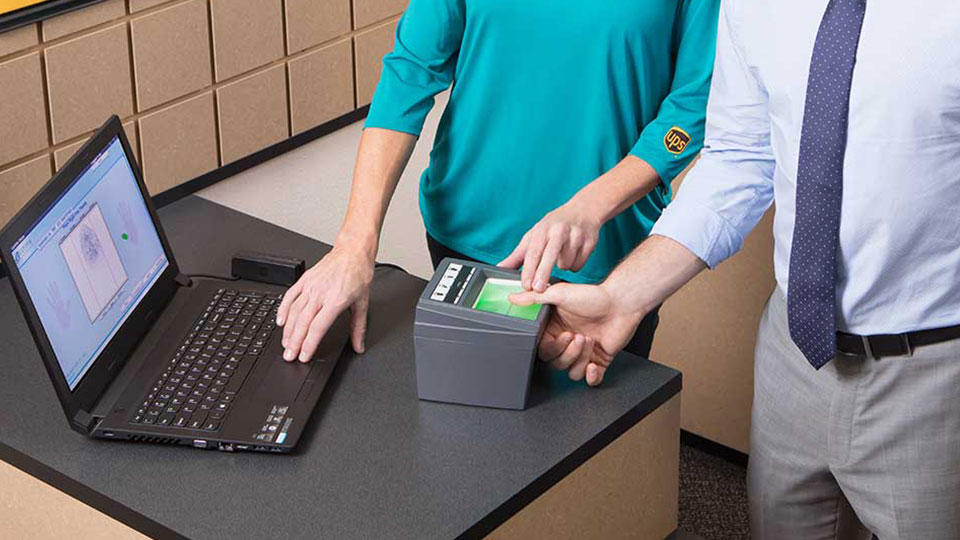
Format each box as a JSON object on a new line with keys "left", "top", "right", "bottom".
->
{"left": 256, "top": 358, "right": 312, "bottom": 398}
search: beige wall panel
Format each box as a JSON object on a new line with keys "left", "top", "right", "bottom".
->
{"left": 139, "top": 92, "right": 217, "bottom": 194}
{"left": 0, "top": 155, "right": 52, "bottom": 227}
{"left": 54, "top": 121, "right": 138, "bottom": 170}
{"left": 45, "top": 23, "right": 133, "bottom": 143}
{"left": 288, "top": 39, "right": 354, "bottom": 135}
{"left": 0, "top": 23, "right": 38, "bottom": 57}
{"left": 41, "top": 0, "right": 125, "bottom": 41}
{"left": 353, "top": 0, "right": 406, "bottom": 29}
{"left": 0, "top": 460, "right": 145, "bottom": 539}
{"left": 129, "top": 0, "right": 171, "bottom": 12}
{"left": 131, "top": 0, "right": 212, "bottom": 110}
{"left": 491, "top": 394, "right": 680, "bottom": 540}
{"left": 285, "top": 0, "right": 350, "bottom": 54}
{"left": 217, "top": 65, "right": 288, "bottom": 163}
{"left": 210, "top": 0, "right": 284, "bottom": 81}
{"left": 0, "top": 53, "right": 48, "bottom": 166}
{"left": 650, "top": 175, "right": 775, "bottom": 453}
{"left": 354, "top": 19, "right": 397, "bottom": 107}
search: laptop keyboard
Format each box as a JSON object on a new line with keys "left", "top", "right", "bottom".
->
{"left": 130, "top": 288, "right": 282, "bottom": 432}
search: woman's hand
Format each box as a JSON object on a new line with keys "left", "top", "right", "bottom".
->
{"left": 498, "top": 202, "right": 601, "bottom": 292}
{"left": 276, "top": 244, "right": 375, "bottom": 362}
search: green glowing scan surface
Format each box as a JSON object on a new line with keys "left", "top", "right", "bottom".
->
{"left": 472, "top": 278, "right": 542, "bottom": 321}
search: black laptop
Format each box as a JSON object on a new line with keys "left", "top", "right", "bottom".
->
{"left": 0, "top": 116, "right": 348, "bottom": 453}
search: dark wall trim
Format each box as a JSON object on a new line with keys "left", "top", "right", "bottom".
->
{"left": 0, "top": 105, "right": 370, "bottom": 279}
{"left": 680, "top": 429, "right": 748, "bottom": 468}
{"left": 0, "top": 0, "right": 106, "bottom": 33}
{"left": 153, "top": 105, "right": 370, "bottom": 208}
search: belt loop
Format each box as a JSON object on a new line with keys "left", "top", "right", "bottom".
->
{"left": 900, "top": 334, "right": 913, "bottom": 357}
{"left": 862, "top": 336, "right": 874, "bottom": 359}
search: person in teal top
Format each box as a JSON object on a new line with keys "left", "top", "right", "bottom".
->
{"left": 275, "top": 0, "right": 719, "bottom": 371}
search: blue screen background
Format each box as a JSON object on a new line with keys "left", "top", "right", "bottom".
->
{"left": 12, "top": 137, "right": 168, "bottom": 390}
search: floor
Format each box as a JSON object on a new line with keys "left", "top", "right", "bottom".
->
{"left": 198, "top": 93, "right": 449, "bottom": 280}
{"left": 679, "top": 445, "right": 750, "bottom": 539}
{"left": 198, "top": 96, "right": 753, "bottom": 540}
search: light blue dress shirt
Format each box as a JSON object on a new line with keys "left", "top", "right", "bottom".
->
{"left": 651, "top": 0, "right": 960, "bottom": 335}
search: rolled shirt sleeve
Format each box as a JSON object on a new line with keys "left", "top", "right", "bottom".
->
{"left": 629, "top": 0, "right": 720, "bottom": 184}
{"left": 650, "top": 0, "right": 775, "bottom": 268}
{"left": 364, "top": 0, "right": 465, "bottom": 136}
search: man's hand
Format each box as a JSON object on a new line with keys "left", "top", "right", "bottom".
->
{"left": 510, "top": 282, "right": 644, "bottom": 386}
{"left": 498, "top": 202, "right": 601, "bottom": 292}
{"left": 276, "top": 245, "right": 374, "bottom": 362}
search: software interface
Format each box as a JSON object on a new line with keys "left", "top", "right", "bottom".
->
{"left": 11, "top": 137, "right": 168, "bottom": 390}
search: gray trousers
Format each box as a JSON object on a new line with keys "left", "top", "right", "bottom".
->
{"left": 749, "top": 290, "right": 960, "bottom": 539}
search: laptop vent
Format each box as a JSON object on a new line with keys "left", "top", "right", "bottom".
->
{"left": 128, "top": 435, "right": 181, "bottom": 445}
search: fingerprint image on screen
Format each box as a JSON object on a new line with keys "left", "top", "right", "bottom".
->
{"left": 59, "top": 203, "right": 128, "bottom": 322}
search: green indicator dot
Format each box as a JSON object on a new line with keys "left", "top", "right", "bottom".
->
{"left": 121, "top": 233, "right": 129, "bottom": 240}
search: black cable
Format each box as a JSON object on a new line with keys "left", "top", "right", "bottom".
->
{"left": 374, "top": 262, "right": 408, "bottom": 274}
{"left": 188, "top": 263, "right": 406, "bottom": 285}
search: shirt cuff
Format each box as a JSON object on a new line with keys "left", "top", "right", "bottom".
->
{"left": 629, "top": 139, "right": 690, "bottom": 187}
{"left": 650, "top": 198, "right": 746, "bottom": 269}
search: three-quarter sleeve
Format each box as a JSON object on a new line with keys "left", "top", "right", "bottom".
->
{"left": 629, "top": 0, "right": 720, "bottom": 183}
{"left": 364, "top": 0, "right": 466, "bottom": 136}
{"left": 650, "top": 0, "right": 776, "bottom": 268}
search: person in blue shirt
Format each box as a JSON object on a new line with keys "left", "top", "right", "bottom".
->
{"left": 511, "top": 0, "right": 960, "bottom": 536}
{"left": 275, "top": 0, "right": 719, "bottom": 366}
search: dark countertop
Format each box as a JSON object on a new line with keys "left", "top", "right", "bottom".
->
{"left": 0, "top": 196, "right": 680, "bottom": 540}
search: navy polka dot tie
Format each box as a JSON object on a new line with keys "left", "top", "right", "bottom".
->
{"left": 788, "top": 0, "right": 867, "bottom": 369}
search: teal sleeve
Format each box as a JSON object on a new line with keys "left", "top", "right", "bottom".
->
{"left": 629, "top": 0, "right": 720, "bottom": 184}
{"left": 364, "top": 0, "right": 465, "bottom": 136}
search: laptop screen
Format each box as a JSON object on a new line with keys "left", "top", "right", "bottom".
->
{"left": 10, "top": 136, "right": 169, "bottom": 390}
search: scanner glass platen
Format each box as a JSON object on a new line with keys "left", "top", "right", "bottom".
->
{"left": 471, "top": 278, "right": 541, "bottom": 320}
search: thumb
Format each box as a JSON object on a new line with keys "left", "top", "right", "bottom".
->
{"left": 350, "top": 296, "right": 369, "bottom": 354}
{"left": 509, "top": 282, "right": 569, "bottom": 307}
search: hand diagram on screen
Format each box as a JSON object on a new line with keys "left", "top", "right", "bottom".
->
{"left": 118, "top": 200, "right": 138, "bottom": 244}
{"left": 45, "top": 281, "right": 72, "bottom": 329}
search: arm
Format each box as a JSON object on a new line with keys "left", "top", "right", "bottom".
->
{"left": 277, "top": 0, "right": 465, "bottom": 361}
{"left": 499, "top": 156, "right": 661, "bottom": 291}
{"left": 511, "top": 0, "right": 776, "bottom": 385}
{"left": 501, "top": 0, "right": 720, "bottom": 291}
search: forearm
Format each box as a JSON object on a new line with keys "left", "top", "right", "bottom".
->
{"left": 335, "top": 128, "right": 418, "bottom": 259}
{"left": 569, "top": 155, "right": 662, "bottom": 224}
{"left": 601, "top": 234, "right": 706, "bottom": 319}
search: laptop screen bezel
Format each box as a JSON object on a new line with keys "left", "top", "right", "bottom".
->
{"left": 0, "top": 116, "right": 181, "bottom": 425}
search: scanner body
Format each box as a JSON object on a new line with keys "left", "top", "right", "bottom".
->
{"left": 414, "top": 258, "right": 550, "bottom": 410}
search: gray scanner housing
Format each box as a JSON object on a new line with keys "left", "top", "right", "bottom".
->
{"left": 414, "top": 258, "right": 551, "bottom": 410}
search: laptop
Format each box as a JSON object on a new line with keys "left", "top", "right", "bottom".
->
{"left": 0, "top": 116, "right": 348, "bottom": 453}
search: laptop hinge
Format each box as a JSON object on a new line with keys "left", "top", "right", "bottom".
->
{"left": 72, "top": 410, "right": 99, "bottom": 433}
{"left": 174, "top": 273, "right": 193, "bottom": 287}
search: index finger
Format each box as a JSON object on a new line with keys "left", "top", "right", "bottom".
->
{"left": 532, "top": 238, "right": 562, "bottom": 292}
{"left": 276, "top": 280, "right": 304, "bottom": 326}
{"left": 520, "top": 235, "right": 546, "bottom": 290}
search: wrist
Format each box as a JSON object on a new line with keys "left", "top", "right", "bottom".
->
{"left": 599, "top": 277, "right": 652, "bottom": 328}
{"left": 333, "top": 228, "right": 378, "bottom": 262}
{"left": 567, "top": 188, "right": 610, "bottom": 228}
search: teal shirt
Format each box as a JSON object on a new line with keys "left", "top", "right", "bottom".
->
{"left": 366, "top": 0, "right": 719, "bottom": 283}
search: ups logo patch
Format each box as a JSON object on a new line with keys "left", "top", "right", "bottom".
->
{"left": 663, "top": 127, "right": 691, "bottom": 155}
